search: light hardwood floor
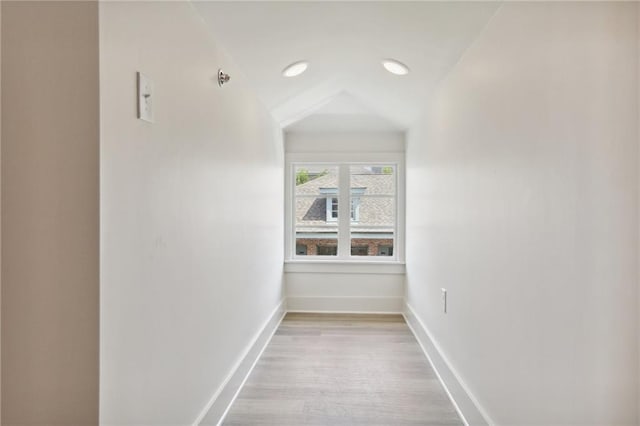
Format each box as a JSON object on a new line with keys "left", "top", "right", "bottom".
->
{"left": 222, "top": 313, "right": 464, "bottom": 425}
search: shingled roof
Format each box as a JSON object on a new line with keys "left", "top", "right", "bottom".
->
{"left": 295, "top": 169, "right": 394, "bottom": 234}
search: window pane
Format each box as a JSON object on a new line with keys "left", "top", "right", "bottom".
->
{"left": 295, "top": 166, "right": 338, "bottom": 196}
{"left": 378, "top": 246, "right": 393, "bottom": 256}
{"left": 350, "top": 165, "right": 395, "bottom": 257}
{"left": 352, "top": 196, "right": 395, "bottom": 228}
{"left": 351, "top": 245, "right": 369, "bottom": 256}
{"left": 295, "top": 165, "right": 339, "bottom": 256}
{"left": 295, "top": 238, "right": 338, "bottom": 256}
{"left": 350, "top": 197, "right": 395, "bottom": 256}
{"left": 350, "top": 238, "right": 394, "bottom": 257}
{"left": 350, "top": 165, "right": 395, "bottom": 196}
{"left": 317, "top": 245, "right": 338, "bottom": 256}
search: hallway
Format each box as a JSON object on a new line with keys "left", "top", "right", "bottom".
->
{"left": 215, "top": 314, "right": 462, "bottom": 426}
{"left": 1, "top": 1, "right": 639, "bottom": 425}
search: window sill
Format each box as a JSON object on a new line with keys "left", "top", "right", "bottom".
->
{"left": 284, "top": 260, "right": 406, "bottom": 275}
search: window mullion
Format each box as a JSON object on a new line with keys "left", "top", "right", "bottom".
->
{"left": 337, "top": 163, "right": 350, "bottom": 259}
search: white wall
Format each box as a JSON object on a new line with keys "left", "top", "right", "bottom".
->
{"left": 406, "top": 2, "right": 638, "bottom": 425}
{"left": 100, "top": 2, "right": 284, "bottom": 424}
{"left": 286, "top": 270, "right": 405, "bottom": 313}
{"left": 284, "top": 131, "right": 405, "bottom": 313}
{"left": 1, "top": 3, "right": 3, "bottom": 421}
{"left": 1, "top": 2, "right": 100, "bottom": 424}
{"left": 285, "top": 131, "right": 405, "bottom": 154}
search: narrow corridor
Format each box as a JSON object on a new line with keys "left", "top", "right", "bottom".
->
{"left": 215, "top": 314, "right": 462, "bottom": 426}
{"left": 2, "top": 2, "right": 638, "bottom": 425}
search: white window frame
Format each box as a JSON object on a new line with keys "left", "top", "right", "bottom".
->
{"left": 285, "top": 152, "right": 405, "bottom": 265}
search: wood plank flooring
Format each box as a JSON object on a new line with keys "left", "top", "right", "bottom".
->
{"left": 222, "top": 313, "right": 463, "bottom": 426}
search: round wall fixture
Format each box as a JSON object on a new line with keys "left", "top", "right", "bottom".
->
{"left": 218, "top": 69, "right": 231, "bottom": 86}
{"left": 282, "top": 61, "right": 309, "bottom": 77}
{"left": 382, "top": 59, "right": 410, "bottom": 76}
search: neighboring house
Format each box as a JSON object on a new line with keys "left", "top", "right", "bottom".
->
{"left": 295, "top": 167, "right": 395, "bottom": 256}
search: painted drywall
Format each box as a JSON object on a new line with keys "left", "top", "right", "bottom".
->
{"left": 1, "top": 2, "right": 100, "bottom": 424}
{"left": 99, "top": 2, "right": 284, "bottom": 424}
{"left": 285, "top": 131, "right": 405, "bottom": 154}
{"left": 0, "top": 3, "right": 3, "bottom": 421}
{"left": 193, "top": 1, "right": 500, "bottom": 129}
{"left": 286, "top": 272, "right": 404, "bottom": 312}
{"left": 284, "top": 131, "right": 405, "bottom": 313}
{"left": 406, "top": 2, "right": 638, "bottom": 425}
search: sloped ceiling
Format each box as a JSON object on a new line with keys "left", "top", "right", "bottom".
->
{"left": 192, "top": 1, "right": 500, "bottom": 131}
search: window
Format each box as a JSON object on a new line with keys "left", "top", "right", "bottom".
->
{"left": 294, "top": 165, "right": 339, "bottom": 257}
{"left": 321, "top": 188, "right": 363, "bottom": 222}
{"left": 378, "top": 245, "right": 393, "bottom": 256}
{"left": 291, "top": 162, "right": 399, "bottom": 261}
{"left": 317, "top": 245, "right": 338, "bottom": 256}
{"left": 351, "top": 245, "right": 369, "bottom": 256}
{"left": 320, "top": 188, "right": 339, "bottom": 222}
{"left": 349, "top": 165, "right": 395, "bottom": 258}
{"left": 330, "top": 197, "right": 339, "bottom": 220}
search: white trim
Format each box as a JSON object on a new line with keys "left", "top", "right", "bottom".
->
{"left": 295, "top": 232, "right": 393, "bottom": 239}
{"left": 284, "top": 260, "right": 405, "bottom": 274}
{"left": 193, "top": 300, "right": 286, "bottom": 426}
{"left": 287, "top": 152, "right": 405, "bottom": 163}
{"left": 403, "top": 302, "right": 494, "bottom": 426}
{"left": 337, "top": 163, "right": 351, "bottom": 257}
{"left": 286, "top": 309, "right": 404, "bottom": 315}
{"left": 193, "top": 301, "right": 490, "bottom": 426}
{"left": 286, "top": 155, "right": 405, "bottom": 264}
{"left": 287, "top": 296, "right": 403, "bottom": 313}
{"left": 285, "top": 159, "right": 294, "bottom": 265}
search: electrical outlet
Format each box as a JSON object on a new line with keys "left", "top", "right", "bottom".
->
{"left": 441, "top": 288, "right": 447, "bottom": 313}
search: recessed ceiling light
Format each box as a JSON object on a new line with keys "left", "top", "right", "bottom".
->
{"left": 282, "top": 61, "right": 308, "bottom": 77}
{"left": 382, "top": 59, "right": 409, "bottom": 76}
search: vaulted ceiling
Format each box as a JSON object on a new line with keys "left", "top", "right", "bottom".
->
{"left": 193, "top": 1, "right": 500, "bottom": 132}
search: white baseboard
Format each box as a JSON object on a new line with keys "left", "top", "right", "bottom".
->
{"left": 193, "top": 299, "right": 490, "bottom": 426}
{"left": 287, "top": 296, "right": 403, "bottom": 313}
{"left": 193, "top": 299, "right": 286, "bottom": 426}
{"left": 403, "top": 302, "right": 493, "bottom": 426}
